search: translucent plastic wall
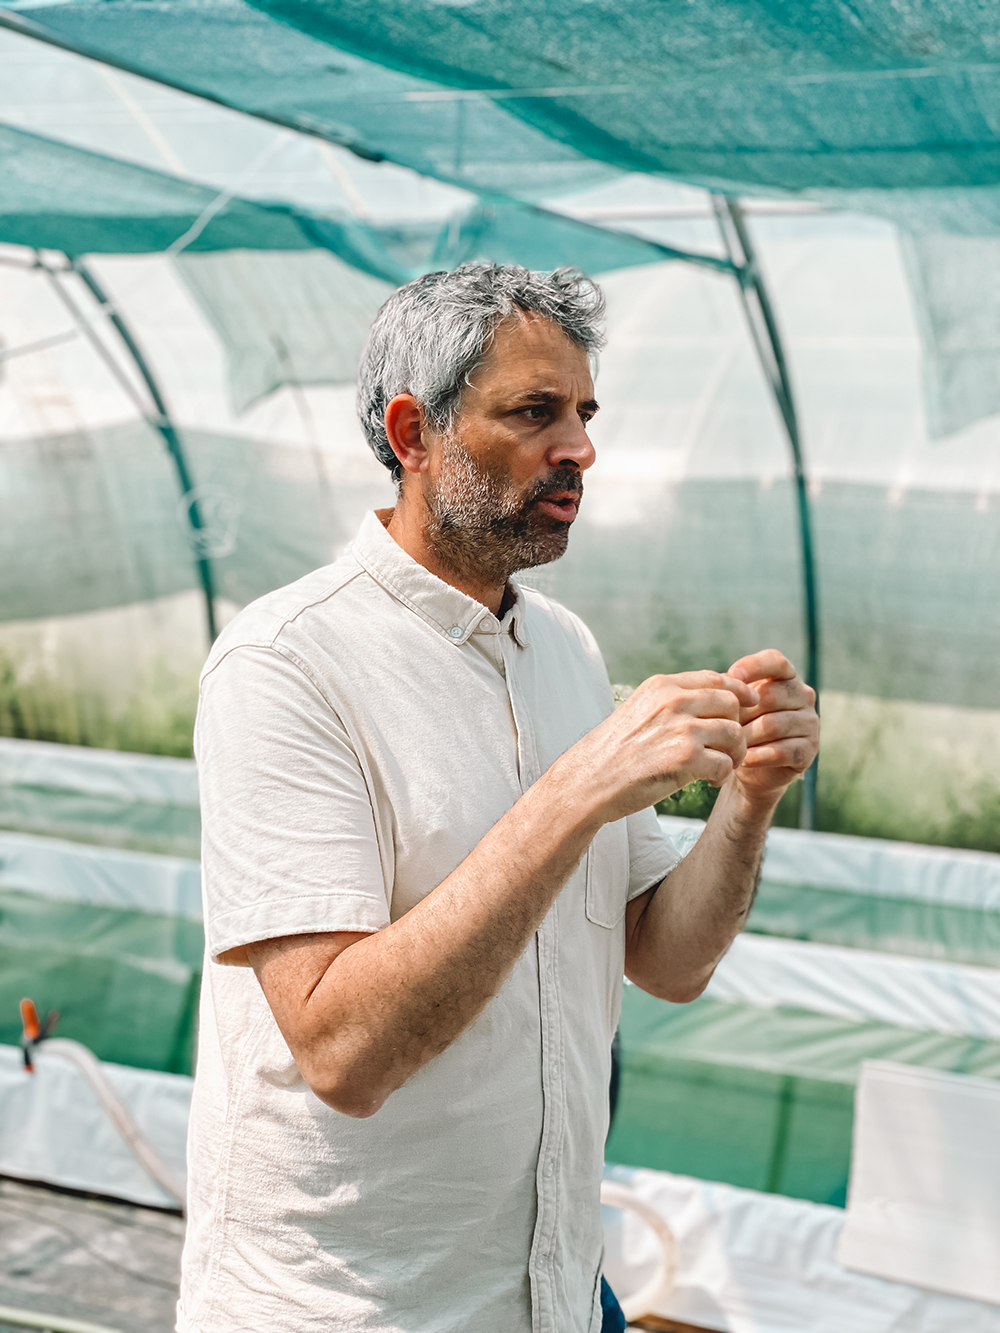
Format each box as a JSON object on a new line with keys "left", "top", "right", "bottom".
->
{"left": 3, "top": 24, "right": 1000, "bottom": 844}
{"left": 4, "top": 207, "right": 1000, "bottom": 845}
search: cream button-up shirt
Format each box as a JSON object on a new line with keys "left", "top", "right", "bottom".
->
{"left": 178, "top": 511, "right": 678, "bottom": 1333}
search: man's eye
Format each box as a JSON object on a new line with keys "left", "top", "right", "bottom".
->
{"left": 523, "top": 405, "right": 548, "bottom": 420}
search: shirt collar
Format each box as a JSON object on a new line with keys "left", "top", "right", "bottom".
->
{"left": 349, "top": 510, "right": 529, "bottom": 649}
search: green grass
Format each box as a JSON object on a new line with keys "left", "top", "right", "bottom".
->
{"left": 0, "top": 651, "right": 196, "bottom": 757}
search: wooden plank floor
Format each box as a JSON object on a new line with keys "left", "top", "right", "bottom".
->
{"left": 0, "top": 1176, "right": 183, "bottom": 1333}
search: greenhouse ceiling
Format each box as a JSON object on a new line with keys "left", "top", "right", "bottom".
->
{"left": 0, "top": 120, "right": 703, "bottom": 279}
{"left": 4, "top": 0, "right": 1000, "bottom": 201}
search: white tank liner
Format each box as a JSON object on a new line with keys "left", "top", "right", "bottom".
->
{"left": 4, "top": 825, "right": 1000, "bottom": 1035}
{"left": 660, "top": 814, "right": 1000, "bottom": 910}
{"left": 0, "top": 1043, "right": 190, "bottom": 1210}
{"left": 0, "top": 831, "right": 202, "bottom": 919}
{"left": 602, "top": 1163, "right": 1000, "bottom": 1332}
{"left": 3, "top": 1038, "right": 997, "bottom": 1329}
{"left": 0, "top": 736, "right": 198, "bottom": 807}
{"left": 706, "top": 932, "right": 1000, "bottom": 1041}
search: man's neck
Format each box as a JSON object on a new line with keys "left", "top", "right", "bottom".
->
{"left": 381, "top": 503, "right": 509, "bottom": 616}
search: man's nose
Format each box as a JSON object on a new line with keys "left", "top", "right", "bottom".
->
{"left": 546, "top": 415, "right": 596, "bottom": 472}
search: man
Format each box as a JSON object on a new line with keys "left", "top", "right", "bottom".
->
{"left": 178, "top": 263, "right": 818, "bottom": 1333}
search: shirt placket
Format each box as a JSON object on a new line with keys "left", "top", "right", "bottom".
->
{"left": 501, "top": 631, "right": 565, "bottom": 1333}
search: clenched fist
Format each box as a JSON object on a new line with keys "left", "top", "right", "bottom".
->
{"left": 562, "top": 669, "right": 761, "bottom": 825}
{"left": 727, "top": 649, "right": 819, "bottom": 804}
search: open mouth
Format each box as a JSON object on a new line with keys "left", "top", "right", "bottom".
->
{"left": 535, "top": 491, "right": 581, "bottom": 523}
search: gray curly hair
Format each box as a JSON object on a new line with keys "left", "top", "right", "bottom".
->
{"left": 357, "top": 262, "right": 606, "bottom": 481}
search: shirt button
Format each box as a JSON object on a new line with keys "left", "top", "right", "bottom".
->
{"left": 479, "top": 618, "right": 494, "bottom": 632}
{"left": 449, "top": 626, "right": 463, "bottom": 639}
{"left": 544, "top": 1159, "right": 554, "bottom": 1177}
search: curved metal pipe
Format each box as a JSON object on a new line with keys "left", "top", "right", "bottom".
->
{"left": 63, "top": 256, "right": 219, "bottom": 645}
{"left": 712, "top": 196, "right": 820, "bottom": 830}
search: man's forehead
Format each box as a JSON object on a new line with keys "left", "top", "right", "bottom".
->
{"left": 470, "top": 316, "right": 595, "bottom": 399}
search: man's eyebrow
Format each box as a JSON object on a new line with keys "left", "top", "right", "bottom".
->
{"left": 511, "top": 390, "right": 601, "bottom": 412}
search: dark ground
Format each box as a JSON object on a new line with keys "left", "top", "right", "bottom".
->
{"left": 0, "top": 1176, "right": 183, "bottom": 1333}
{"left": 0, "top": 1177, "right": 717, "bottom": 1333}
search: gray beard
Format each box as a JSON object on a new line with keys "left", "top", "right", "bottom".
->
{"left": 424, "top": 436, "right": 580, "bottom": 587}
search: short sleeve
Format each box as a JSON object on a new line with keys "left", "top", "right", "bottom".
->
{"left": 196, "top": 644, "right": 390, "bottom": 965}
{"left": 626, "top": 806, "right": 682, "bottom": 901}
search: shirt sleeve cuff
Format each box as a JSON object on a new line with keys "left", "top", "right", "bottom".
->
{"left": 208, "top": 892, "right": 390, "bottom": 964}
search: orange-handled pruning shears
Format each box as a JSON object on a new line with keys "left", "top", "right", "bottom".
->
{"left": 20, "top": 998, "right": 58, "bottom": 1073}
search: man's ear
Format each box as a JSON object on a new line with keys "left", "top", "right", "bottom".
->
{"left": 384, "top": 395, "right": 429, "bottom": 477}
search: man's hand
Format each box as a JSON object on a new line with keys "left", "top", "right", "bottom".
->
{"left": 559, "top": 670, "right": 760, "bottom": 825}
{"left": 243, "top": 659, "right": 805, "bottom": 1117}
{"left": 623, "top": 650, "right": 818, "bottom": 1003}
{"left": 726, "top": 650, "right": 819, "bottom": 806}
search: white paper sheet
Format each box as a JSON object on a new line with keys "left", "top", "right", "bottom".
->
{"left": 839, "top": 1061, "right": 1000, "bottom": 1305}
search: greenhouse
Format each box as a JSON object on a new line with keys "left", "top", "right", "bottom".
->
{"left": 2, "top": 3, "right": 1000, "bottom": 1330}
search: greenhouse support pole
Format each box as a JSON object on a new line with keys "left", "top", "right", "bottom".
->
{"left": 711, "top": 196, "right": 819, "bottom": 831}
{"left": 68, "top": 257, "right": 219, "bottom": 644}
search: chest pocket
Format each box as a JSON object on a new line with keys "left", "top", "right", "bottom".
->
{"left": 585, "top": 818, "right": 630, "bottom": 929}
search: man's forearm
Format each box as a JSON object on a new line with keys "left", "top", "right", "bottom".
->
{"left": 247, "top": 668, "right": 762, "bottom": 1117}
{"left": 624, "top": 779, "right": 779, "bottom": 1003}
{"left": 249, "top": 765, "right": 603, "bottom": 1118}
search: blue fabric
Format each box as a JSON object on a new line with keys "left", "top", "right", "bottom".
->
{"left": 600, "top": 1276, "right": 627, "bottom": 1333}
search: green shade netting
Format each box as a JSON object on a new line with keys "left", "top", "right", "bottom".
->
{"left": 901, "top": 230, "right": 1000, "bottom": 437}
{"left": 11, "top": 3, "right": 1000, "bottom": 447}
{"left": 175, "top": 251, "right": 395, "bottom": 413}
{"left": 0, "top": 121, "right": 313, "bottom": 254}
{"left": 2, "top": 121, "right": 663, "bottom": 281}
{"left": 608, "top": 986, "right": 1000, "bottom": 1206}
{"left": 0, "top": 122, "right": 678, "bottom": 280}
{"left": 10, "top": 0, "right": 1000, "bottom": 196}
{"left": 2, "top": 2, "right": 617, "bottom": 201}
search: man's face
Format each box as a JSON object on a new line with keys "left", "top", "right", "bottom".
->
{"left": 419, "top": 313, "right": 598, "bottom": 584}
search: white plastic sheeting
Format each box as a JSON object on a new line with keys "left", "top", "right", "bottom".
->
{"left": 0, "top": 831, "right": 201, "bottom": 919}
{"left": 759, "top": 824, "right": 1000, "bottom": 911}
{"left": 707, "top": 933, "right": 1000, "bottom": 1041}
{"left": 5, "top": 749, "right": 999, "bottom": 909}
{"left": 5, "top": 748, "right": 1000, "bottom": 912}
{"left": 0, "top": 1043, "right": 190, "bottom": 1209}
{"left": 2, "top": 1031, "right": 997, "bottom": 1325}
{"left": 0, "top": 736, "right": 199, "bottom": 807}
{"left": 660, "top": 814, "right": 1000, "bottom": 910}
{"left": 602, "top": 1164, "right": 1000, "bottom": 1333}
{"left": 839, "top": 1062, "right": 1000, "bottom": 1306}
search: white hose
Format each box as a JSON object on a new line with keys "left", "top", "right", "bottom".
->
{"left": 38, "top": 1039, "right": 187, "bottom": 1208}
{"left": 600, "top": 1179, "right": 677, "bottom": 1323}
